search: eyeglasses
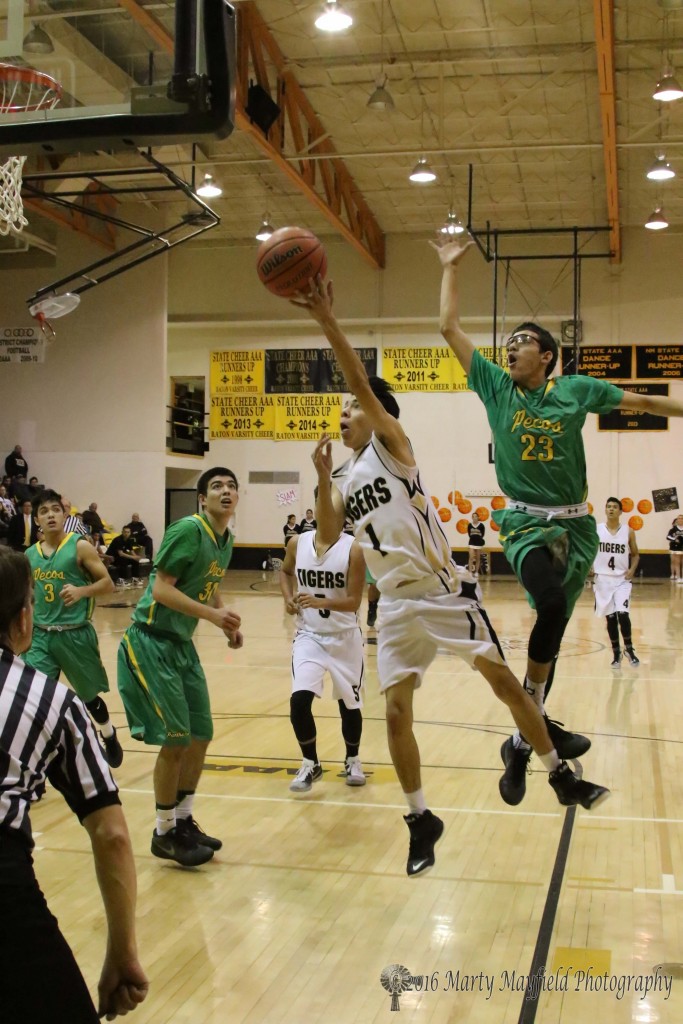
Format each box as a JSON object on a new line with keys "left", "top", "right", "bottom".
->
{"left": 505, "top": 332, "right": 541, "bottom": 351}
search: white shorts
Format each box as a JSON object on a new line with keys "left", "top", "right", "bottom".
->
{"left": 377, "top": 588, "right": 505, "bottom": 692}
{"left": 593, "top": 575, "right": 632, "bottom": 617}
{"left": 291, "top": 628, "right": 364, "bottom": 709}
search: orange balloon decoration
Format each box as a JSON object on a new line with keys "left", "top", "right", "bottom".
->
{"left": 637, "top": 499, "right": 652, "bottom": 515}
{"left": 456, "top": 519, "right": 469, "bottom": 534}
{"left": 491, "top": 496, "right": 506, "bottom": 511}
{"left": 628, "top": 515, "right": 643, "bottom": 531}
{"left": 475, "top": 506, "right": 489, "bottom": 521}
{"left": 621, "top": 497, "right": 634, "bottom": 513}
{"left": 457, "top": 499, "right": 472, "bottom": 514}
{"left": 438, "top": 507, "right": 452, "bottom": 523}
{"left": 587, "top": 502, "right": 593, "bottom": 514}
{"left": 431, "top": 495, "right": 440, "bottom": 509}
{"left": 489, "top": 520, "right": 501, "bottom": 531}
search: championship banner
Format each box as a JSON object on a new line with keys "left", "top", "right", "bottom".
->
{"left": 274, "top": 394, "right": 342, "bottom": 441}
{"left": 265, "top": 349, "right": 320, "bottom": 393}
{"left": 0, "top": 327, "right": 46, "bottom": 364}
{"left": 209, "top": 395, "right": 275, "bottom": 439}
{"left": 210, "top": 350, "right": 264, "bottom": 395}
{"left": 382, "top": 347, "right": 454, "bottom": 392}
{"left": 318, "top": 347, "right": 377, "bottom": 392}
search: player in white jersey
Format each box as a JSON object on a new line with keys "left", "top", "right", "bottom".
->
{"left": 280, "top": 528, "right": 367, "bottom": 793}
{"left": 592, "top": 497, "right": 640, "bottom": 668}
{"left": 292, "top": 275, "right": 610, "bottom": 878}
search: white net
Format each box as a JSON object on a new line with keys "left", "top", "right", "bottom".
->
{"left": 0, "top": 155, "right": 27, "bottom": 236}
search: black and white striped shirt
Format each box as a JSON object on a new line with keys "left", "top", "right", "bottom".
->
{"left": 0, "top": 646, "right": 119, "bottom": 848}
{"left": 64, "top": 515, "right": 88, "bottom": 536}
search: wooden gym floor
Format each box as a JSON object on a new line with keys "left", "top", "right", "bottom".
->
{"left": 31, "top": 572, "right": 683, "bottom": 1023}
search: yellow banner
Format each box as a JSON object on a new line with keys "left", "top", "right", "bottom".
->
{"left": 274, "top": 394, "right": 342, "bottom": 441}
{"left": 382, "top": 346, "right": 454, "bottom": 392}
{"left": 210, "top": 350, "right": 264, "bottom": 394}
{"left": 209, "top": 395, "right": 275, "bottom": 439}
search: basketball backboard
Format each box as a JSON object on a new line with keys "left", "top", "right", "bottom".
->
{"left": 0, "top": 0, "right": 235, "bottom": 156}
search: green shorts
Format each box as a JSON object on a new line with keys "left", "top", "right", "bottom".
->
{"left": 117, "top": 624, "right": 213, "bottom": 747}
{"left": 24, "top": 623, "right": 110, "bottom": 703}
{"left": 493, "top": 509, "right": 599, "bottom": 617}
{"left": 365, "top": 566, "right": 377, "bottom": 586}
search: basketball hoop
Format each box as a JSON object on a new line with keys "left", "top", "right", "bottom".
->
{"left": 0, "top": 64, "right": 62, "bottom": 237}
{"left": 29, "top": 292, "right": 81, "bottom": 340}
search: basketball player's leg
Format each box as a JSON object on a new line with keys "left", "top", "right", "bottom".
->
{"left": 329, "top": 630, "right": 366, "bottom": 785}
{"left": 289, "top": 633, "right": 326, "bottom": 792}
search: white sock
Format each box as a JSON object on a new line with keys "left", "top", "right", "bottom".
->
{"left": 405, "top": 789, "right": 427, "bottom": 814}
{"left": 99, "top": 720, "right": 114, "bottom": 739}
{"left": 512, "top": 730, "right": 532, "bottom": 752}
{"left": 524, "top": 674, "right": 547, "bottom": 713}
{"left": 155, "top": 807, "right": 176, "bottom": 835}
{"left": 539, "top": 750, "right": 562, "bottom": 772}
{"left": 175, "top": 792, "right": 195, "bottom": 821}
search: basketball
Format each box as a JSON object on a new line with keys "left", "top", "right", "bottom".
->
{"left": 256, "top": 226, "right": 327, "bottom": 298}
{"left": 637, "top": 499, "right": 653, "bottom": 515}
{"left": 475, "top": 506, "right": 489, "bottom": 521}
{"left": 457, "top": 498, "right": 472, "bottom": 514}
{"left": 491, "top": 496, "right": 506, "bottom": 511}
{"left": 621, "top": 497, "right": 634, "bottom": 513}
{"left": 490, "top": 520, "right": 501, "bottom": 532}
{"left": 431, "top": 495, "right": 440, "bottom": 509}
{"left": 629, "top": 515, "right": 643, "bottom": 530}
{"left": 447, "top": 490, "right": 462, "bottom": 505}
{"left": 438, "top": 507, "right": 451, "bottom": 523}
{"left": 456, "top": 519, "right": 469, "bottom": 534}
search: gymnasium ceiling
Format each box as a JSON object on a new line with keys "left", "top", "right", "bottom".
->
{"left": 5, "top": 0, "right": 683, "bottom": 267}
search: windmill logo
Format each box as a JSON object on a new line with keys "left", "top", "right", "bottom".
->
{"left": 380, "top": 964, "right": 413, "bottom": 1011}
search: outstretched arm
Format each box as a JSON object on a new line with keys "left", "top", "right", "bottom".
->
{"left": 291, "top": 277, "right": 412, "bottom": 464}
{"left": 430, "top": 239, "right": 478, "bottom": 374}
{"left": 619, "top": 389, "right": 683, "bottom": 417}
{"left": 312, "top": 435, "right": 346, "bottom": 546}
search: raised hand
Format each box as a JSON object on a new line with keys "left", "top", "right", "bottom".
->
{"left": 428, "top": 237, "right": 476, "bottom": 267}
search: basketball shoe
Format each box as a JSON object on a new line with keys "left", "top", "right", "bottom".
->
{"left": 176, "top": 815, "right": 222, "bottom": 851}
{"left": 366, "top": 600, "right": 378, "bottom": 628}
{"left": 289, "top": 758, "right": 323, "bottom": 793}
{"left": 548, "top": 762, "right": 610, "bottom": 810}
{"left": 610, "top": 649, "right": 622, "bottom": 669}
{"left": 151, "top": 827, "right": 214, "bottom": 867}
{"left": 499, "top": 737, "right": 532, "bottom": 805}
{"left": 404, "top": 809, "right": 444, "bottom": 877}
{"left": 344, "top": 756, "right": 366, "bottom": 786}
{"left": 624, "top": 647, "right": 640, "bottom": 667}
{"left": 543, "top": 716, "right": 591, "bottom": 759}
{"left": 101, "top": 726, "right": 123, "bottom": 769}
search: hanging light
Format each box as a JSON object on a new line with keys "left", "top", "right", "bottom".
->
{"left": 653, "top": 69, "right": 683, "bottom": 101}
{"left": 255, "top": 215, "right": 275, "bottom": 241}
{"left": 646, "top": 154, "right": 676, "bottom": 180}
{"left": 440, "top": 211, "right": 465, "bottom": 235}
{"left": 409, "top": 157, "right": 436, "bottom": 183}
{"left": 645, "top": 206, "right": 669, "bottom": 229}
{"left": 23, "top": 23, "right": 54, "bottom": 54}
{"left": 315, "top": 0, "right": 353, "bottom": 32}
{"left": 196, "top": 174, "right": 222, "bottom": 198}
{"left": 367, "top": 73, "right": 394, "bottom": 111}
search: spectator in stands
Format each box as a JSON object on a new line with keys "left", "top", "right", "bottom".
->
{"left": 0, "top": 485, "right": 14, "bottom": 543}
{"left": 8, "top": 476, "right": 31, "bottom": 505}
{"left": 299, "top": 508, "right": 317, "bottom": 534}
{"left": 7, "top": 499, "right": 38, "bottom": 552}
{"left": 27, "top": 476, "right": 41, "bottom": 499}
{"left": 82, "top": 502, "right": 106, "bottom": 536}
{"left": 107, "top": 526, "right": 147, "bottom": 580}
{"left": 61, "top": 497, "right": 88, "bottom": 537}
{"left": 4, "top": 444, "right": 28, "bottom": 479}
{"left": 124, "top": 513, "right": 153, "bottom": 559}
{"left": 283, "top": 514, "right": 299, "bottom": 544}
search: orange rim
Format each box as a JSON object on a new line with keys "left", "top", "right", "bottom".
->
{"left": 0, "top": 62, "right": 62, "bottom": 112}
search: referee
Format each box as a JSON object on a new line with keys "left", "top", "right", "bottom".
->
{"left": 0, "top": 548, "right": 148, "bottom": 1023}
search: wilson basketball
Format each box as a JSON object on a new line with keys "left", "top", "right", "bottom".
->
{"left": 256, "top": 226, "right": 327, "bottom": 298}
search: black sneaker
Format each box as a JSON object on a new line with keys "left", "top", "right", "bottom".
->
{"left": 499, "top": 737, "right": 532, "bottom": 805}
{"left": 176, "top": 815, "right": 222, "bottom": 851}
{"left": 404, "top": 809, "right": 444, "bottom": 877}
{"left": 548, "top": 761, "right": 610, "bottom": 810}
{"left": 610, "top": 650, "right": 622, "bottom": 669}
{"left": 624, "top": 647, "right": 640, "bottom": 667}
{"left": 289, "top": 759, "right": 323, "bottom": 793}
{"left": 101, "top": 727, "right": 123, "bottom": 769}
{"left": 367, "top": 601, "right": 378, "bottom": 628}
{"left": 151, "top": 827, "right": 214, "bottom": 866}
{"left": 543, "top": 716, "right": 591, "bottom": 759}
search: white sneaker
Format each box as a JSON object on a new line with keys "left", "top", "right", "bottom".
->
{"left": 289, "top": 758, "right": 323, "bottom": 793}
{"left": 671, "top": 575, "right": 676, "bottom": 580}
{"left": 345, "top": 756, "right": 366, "bottom": 787}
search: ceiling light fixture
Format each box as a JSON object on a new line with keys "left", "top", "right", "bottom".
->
{"left": 315, "top": 0, "right": 353, "bottom": 33}
{"left": 409, "top": 156, "right": 436, "bottom": 184}
{"left": 196, "top": 173, "right": 222, "bottom": 198}
{"left": 645, "top": 206, "right": 669, "bottom": 229}
{"left": 440, "top": 211, "right": 465, "bottom": 235}
{"left": 367, "top": 73, "right": 394, "bottom": 111}
{"left": 646, "top": 154, "right": 676, "bottom": 180}
{"left": 255, "top": 215, "right": 275, "bottom": 241}
{"left": 653, "top": 69, "right": 683, "bottom": 101}
{"left": 23, "top": 22, "right": 54, "bottom": 54}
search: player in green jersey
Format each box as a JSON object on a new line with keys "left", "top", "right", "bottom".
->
{"left": 25, "top": 489, "right": 123, "bottom": 768}
{"left": 117, "top": 467, "right": 242, "bottom": 867}
{"left": 434, "top": 238, "right": 683, "bottom": 804}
